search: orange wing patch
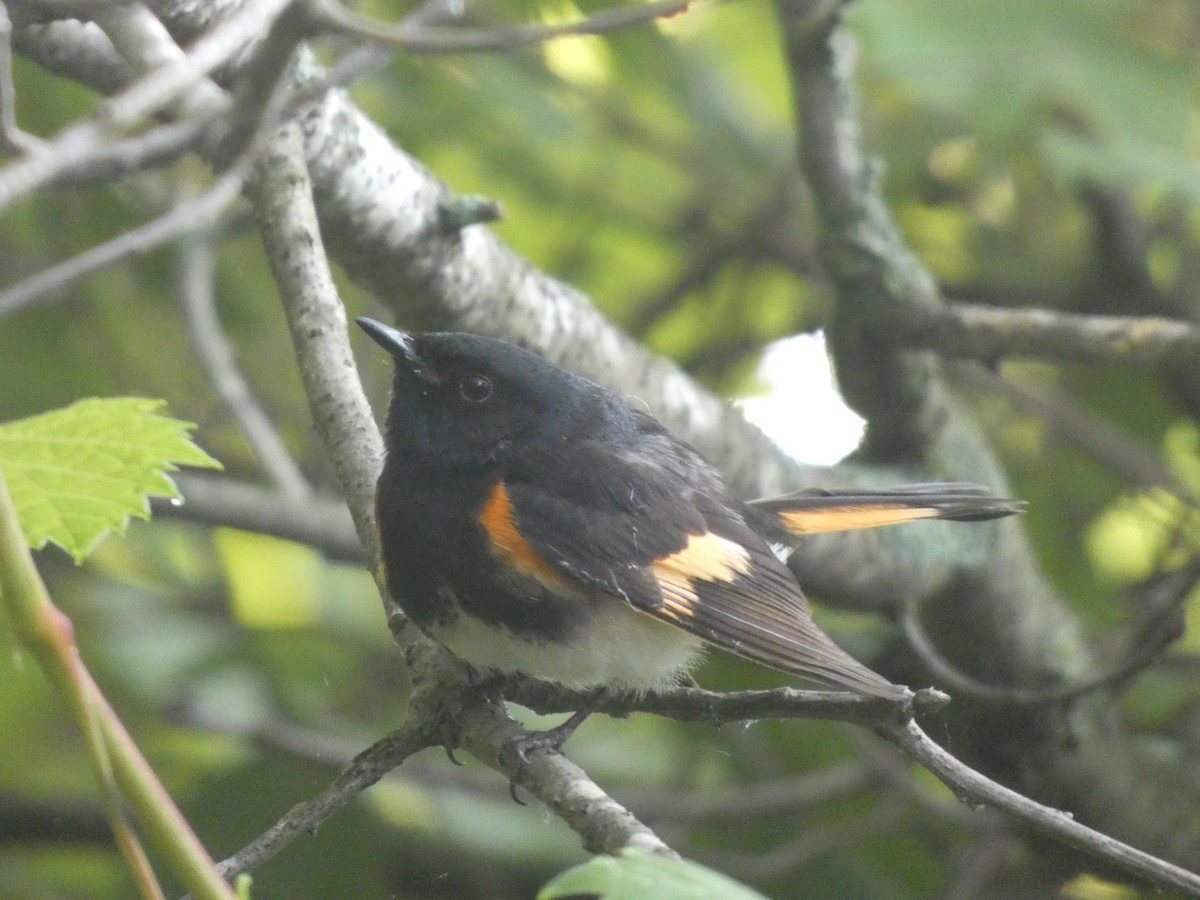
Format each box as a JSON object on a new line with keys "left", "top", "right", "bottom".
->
{"left": 777, "top": 504, "right": 940, "bottom": 535}
{"left": 651, "top": 532, "right": 752, "bottom": 620}
{"left": 478, "top": 482, "right": 571, "bottom": 589}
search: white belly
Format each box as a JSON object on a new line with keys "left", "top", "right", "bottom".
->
{"left": 434, "top": 601, "right": 705, "bottom": 693}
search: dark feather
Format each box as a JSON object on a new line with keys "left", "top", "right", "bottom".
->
{"left": 506, "top": 438, "right": 908, "bottom": 699}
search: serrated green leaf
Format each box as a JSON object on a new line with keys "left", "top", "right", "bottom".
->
{"left": 0, "top": 398, "right": 221, "bottom": 563}
{"left": 538, "top": 852, "right": 770, "bottom": 900}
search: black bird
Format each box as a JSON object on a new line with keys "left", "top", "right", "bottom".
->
{"left": 358, "top": 318, "right": 1021, "bottom": 728}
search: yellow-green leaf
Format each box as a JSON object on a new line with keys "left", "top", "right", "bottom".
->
{"left": 0, "top": 398, "right": 221, "bottom": 563}
{"left": 539, "top": 852, "right": 770, "bottom": 900}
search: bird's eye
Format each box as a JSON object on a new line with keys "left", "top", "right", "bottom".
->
{"left": 458, "top": 374, "right": 493, "bottom": 403}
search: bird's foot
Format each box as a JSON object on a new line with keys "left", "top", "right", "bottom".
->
{"left": 508, "top": 705, "right": 594, "bottom": 765}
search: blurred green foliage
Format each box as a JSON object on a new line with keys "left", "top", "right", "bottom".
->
{"left": 2, "top": 0, "right": 1198, "bottom": 897}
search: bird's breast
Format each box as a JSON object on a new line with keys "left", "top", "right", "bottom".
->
{"left": 429, "top": 590, "right": 705, "bottom": 692}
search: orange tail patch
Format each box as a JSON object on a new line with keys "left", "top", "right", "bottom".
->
{"left": 777, "top": 504, "right": 942, "bottom": 535}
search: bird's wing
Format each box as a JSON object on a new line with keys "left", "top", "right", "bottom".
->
{"left": 487, "top": 440, "right": 906, "bottom": 699}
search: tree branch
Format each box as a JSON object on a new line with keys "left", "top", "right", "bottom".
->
{"left": 452, "top": 691, "right": 678, "bottom": 856}
{"left": 0, "top": 0, "right": 310, "bottom": 319}
{"left": 877, "top": 718, "right": 1200, "bottom": 896}
{"left": 154, "top": 473, "right": 360, "bottom": 562}
{"left": 893, "top": 300, "right": 1200, "bottom": 374}
{"left": 44, "top": 117, "right": 211, "bottom": 187}
{"left": 10, "top": 16, "right": 133, "bottom": 95}
{"left": 245, "top": 118, "right": 382, "bottom": 566}
{"left": 206, "top": 670, "right": 1200, "bottom": 892}
{"left": 212, "top": 720, "right": 436, "bottom": 884}
{"left": 308, "top": 0, "right": 691, "bottom": 54}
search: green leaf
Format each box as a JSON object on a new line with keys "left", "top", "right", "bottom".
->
{"left": 0, "top": 398, "right": 221, "bottom": 562}
{"left": 538, "top": 852, "right": 770, "bottom": 900}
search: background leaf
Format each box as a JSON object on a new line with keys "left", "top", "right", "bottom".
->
{"left": 0, "top": 398, "right": 220, "bottom": 562}
{"left": 539, "top": 852, "right": 771, "bottom": 900}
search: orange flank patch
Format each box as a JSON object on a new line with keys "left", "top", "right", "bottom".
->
{"left": 651, "top": 532, "right": 752, "bottom": 616}
{"left": 478, "top": 482, "right": 569, "bottom": 588}
{"left": 777, "top": 504, "right": 940, "bottom": 535}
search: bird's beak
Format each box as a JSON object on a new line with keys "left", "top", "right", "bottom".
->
{"left": 356, "top": 317, "right": 439, "bottom": 383}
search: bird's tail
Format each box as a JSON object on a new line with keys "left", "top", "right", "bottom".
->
{"left": 751, "top": 482, "right": 1025, "bottom": 537}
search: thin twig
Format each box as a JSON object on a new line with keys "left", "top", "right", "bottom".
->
{"left": 634, "top": 761, "right": 871, "bottom": 824}
{"left": 876, "top": 718, "right": 1200, "bottom": 896}
{"left": 0, "top": 0, "right": 292, "bottom": 212}
{"left": 280, "top": 0, "right": 470, "bottom": 100}
{"left": 958, "top": 363, "right": 1186, "bottom": 496}
{"left": 94, "top": 0, "right": 286, "bottom": 126}
{"left": 91, "top": 2, "right": 228, "bottom": 119}
{"left": 211, "top": 721, "right": 436, "bottom": 884}
{"left": 501, "top": 678, "right": 939, "bottom": 726}
{"left": 45, "top": 117, "right": 210, "bottom": 188}
{"left": 1, "top": 0, "right": 312, "bottom": 320}
{"left": 0, "top": 163, "right": 249, "bottom": 319}
{"left": 208, "top": 0, "right": 311, "bottom": 172}
{"left": 899, "top": 562, "right": 1196, "bottom": 706}
{"left": 154, "top": 473, "right": 359, "bottom": 561}
{"left": 701, "top": 798, "right": 906, "bottom": 878}
{"left": 0, "top": 2, "right": 44, "bottom": 153}
{"left": 310, "top": 0, "right": 692, "bottom": 54}
{"left": 179, "top": 228, "right": 312, "bottom": 499}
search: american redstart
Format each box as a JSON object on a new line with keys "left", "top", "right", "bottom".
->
{"left": 358, "top": 318, "right": 1021, "bottom": 738}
